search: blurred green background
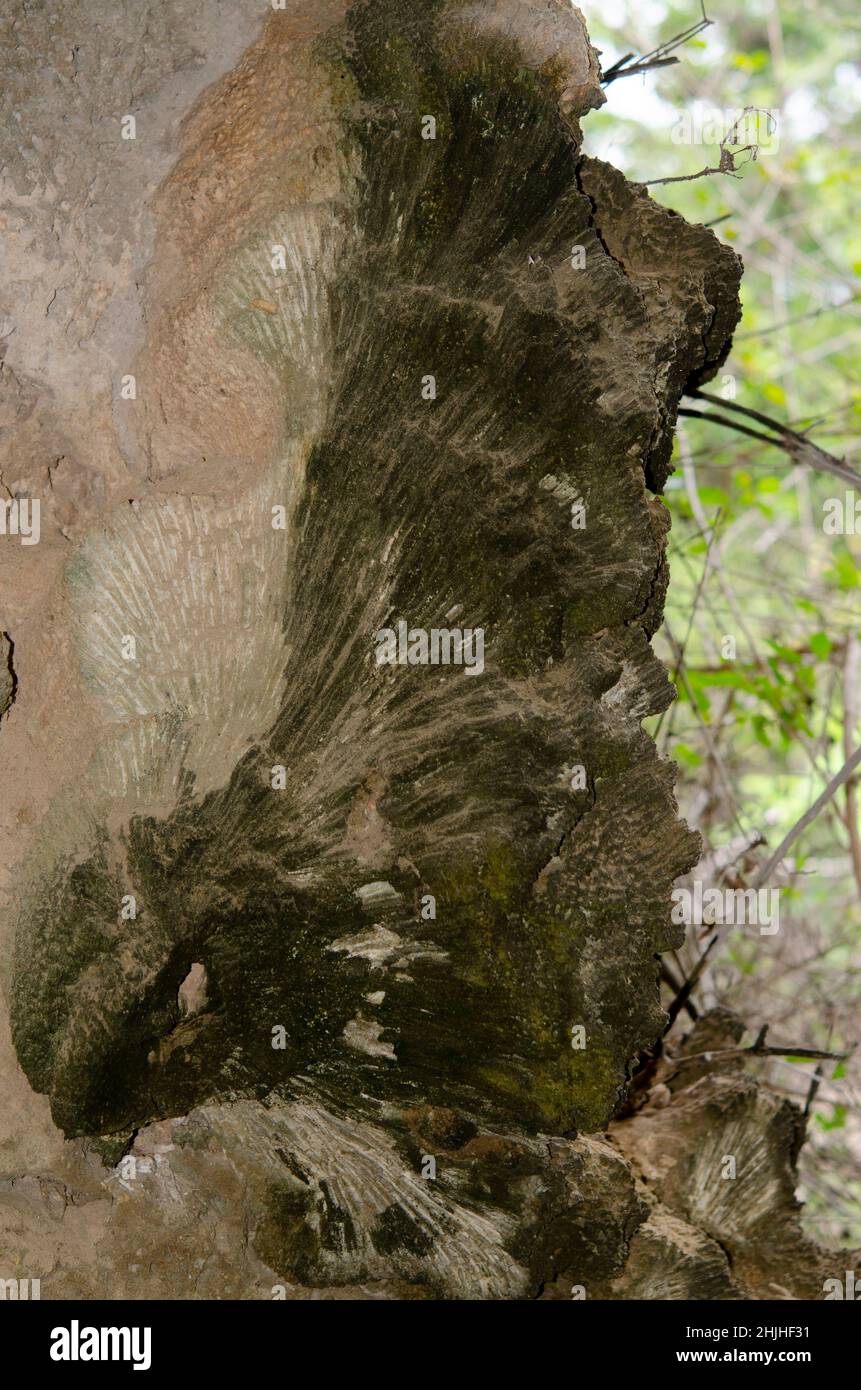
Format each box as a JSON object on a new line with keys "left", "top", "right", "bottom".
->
{"left": 582, "top": 0, "right": 861, "bottom": 1246}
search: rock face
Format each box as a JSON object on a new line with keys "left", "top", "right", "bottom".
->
{"left": 0, "top": 0, "right": 842, "bottom": 1299}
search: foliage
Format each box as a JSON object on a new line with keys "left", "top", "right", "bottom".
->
{"left": 585, "top": 0, "right": 861, "bottom": 1246}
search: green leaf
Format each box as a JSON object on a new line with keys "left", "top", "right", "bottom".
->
{"left": 698, "top": 486, "right": 730, "bottom": 507}
{"left": 767, "top": 640, "right": 802, "bottom": 665}
{"left": 827, "top": 551, "right": 860, "bottom": 592}
{"left": 673, "top": 742, "right": 703, "bottom": 769}
{"left": 816, "top": 1104, "right": 847, "bottom": 1131}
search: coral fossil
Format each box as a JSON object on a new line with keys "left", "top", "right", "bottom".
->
{"left": 15, "top": 4, "right": 840, "bottom": 1302}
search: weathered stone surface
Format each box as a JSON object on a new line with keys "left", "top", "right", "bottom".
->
{"left": 2, "top": 1014, "right": 855, "bottom": 1300}
{"left": 1, "top": 0, "right": 843, "bottom": 1300}
{"left": 611, "top": 1058, "right": 861, "bottom": 1298}
{"left": 0, "top": 635, "right": 14, "bottom": 722}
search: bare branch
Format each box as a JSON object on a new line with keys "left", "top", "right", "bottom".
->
{"left": 664, "top": 933, "right": 720, "bottom": 1032}
{"left": 750, "top": 743, "right": 861, "bottom": 889}
{"left": 602, "top": 3, "right": 712, "bottom": 86}
{"left": 642, "top": 106, "right": 774, "bottom": 187}
{"left": 668, "top": 1022, "right": 853, "bottom": 1073}
{"left": 681, "top": 390, "right": 861, "bottom": 489}
{"left": 842, "top": 635, "right": 861, "bottom": 907}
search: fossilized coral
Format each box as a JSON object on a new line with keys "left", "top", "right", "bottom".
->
{"left": 5, "top": 2, "right": 837, "bottom": 1301}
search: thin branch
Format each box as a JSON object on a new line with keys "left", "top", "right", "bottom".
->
{"left": 669, "top": 1046, "right": 848, "bottom": 1071}
{"left": 602, "top": 3, "right": 712, "bottom": 86}
{"left": 664, "top": 933, "right": 719, "bottom": 1032}
{"left": 668, "top": 1023, "right": 852, "bottom": 1073}
{"left": 642, "top": 106, "right": 773, "bottom": 187}
{"left": 682, "top": 391, "right": 861, "bottom": 489}
{"left": 663, "top": 620, "right": 748, "bottom": 835}
{"left": 662, "top": 962, "right": 699, "bottom": 1021}
{"left": 679, "top": 405, "right": 784, "bottom": 448}
{"left": 803, "top": 1044, "right": 829, "bottom": 1120}
{"left": 654, "top": 508, "right": 722, "bottom": 741}
{"left": 734, "top": 297, "right": 861, "bottom": 342}
{"left": 842, "top": 635, "right": 861, "bottom": 908}
{"left": 697, "top": 830, "right": 767, "bottom": 883}
{"left": 750, "top": 743, "right": 861, "bottom": 889}
{"left": 678, "top": 420, "right": 768, "bottom": 679}
{"left": 603, "top": 55, "right": 680, "bottom": 84}
{"left": 643, "top": 149, "right": 752, "bottom": 188}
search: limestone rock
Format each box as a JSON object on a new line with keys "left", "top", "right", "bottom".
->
{"left": 0, "top": 0, "right": 841, "bottom": 1300}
